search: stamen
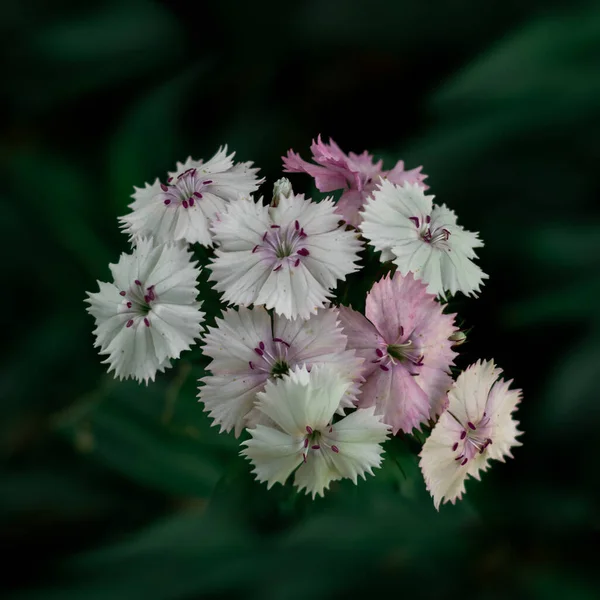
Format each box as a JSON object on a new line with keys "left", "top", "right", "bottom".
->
{"left": 331, "top": 445, "right": 339, "bottom": 453}
{"left": 304, "top": 438, "right": 309, "bottom": 448}
{"left": 119, "top": 291, "right": 126, "bottom": 296}
{"left": 182, "top": 200, "right": 188, "bottom": 209}
{"left": 126, "top": 302, "right": 132, "bottom": 308}
{"left": 273, "top": 264, "right": 282, "bottom": 272}
{"left": 126, "top": 319, "right": 134, "bottom": 328}
{"left": 306, "top": 426, "right": 313, "bottom": 434}
{"left": 399, "top": 326, "right": 404, "bottom": 337}
{"left": 467, "top": 422, "right": 476, "bottom": 430}
{"left": 461, "top": 458, "right": 468, "bottom": 466}
{"left": 271, "top": 225, "right": 280, "bottom": 229}
{"left": 273, "top": 338, "right": 290, "bottom": 347}
{"left": 144, "top": 318, "right": 150, "bottom": 327}
{"left": 249, "top": 361, "right": 254, "bottom": 370}
{"left": 160, "top": 183, "right": 169, "bottom": 192}
{"left": 380, "top": 365, "right": 389, "bottom": 371}
{"left": 262, "top": 232, "right": 268, "bottom": 241}
{"left": 295, "top": 220, "right": 300, "bottom": 230}
{"left": 311, "top": 445, "right": 321, "bottom": 450}
{"left": 135, "top": 280, "right": 142, "bottom": 286}
{"left": 452, "top": 442, "right": 458, "bottom": 451}
{"left": 144, "top": 295, "right": 151, "bottom": 303}
{"left": 167, "top": 177, "right": 173, "bottom": 183}
{"left": 252, "top": 245, "right": 259, "bottom": 253}
{"left": 297, "top": 248, "right": 309, "bottom": 256}
{"left": 426, "top": 215, "right": 431, "bottom": 223}
{"left": 203, "top": 180, "right": 213, "bottom": 185}
{"left": 460, "top": 431, "right": 467, "bottom": 440}
{"left": 294, "top": 259, "right": 300, "bottom": 267}
{"left": 375, "top": 348, "right": 384, "bottom": 357}
{"left": 409, "top": 216, "right": 420, "bottom": 228}
{"left": 188, "top": 197, "right": 194, "bottom": 207}
{"left": 164, "top": 199, "right": 171, "bottom": 205}
{"left": 254, "top": 348, "right": 264, "bottom": 356}
{"left": 259, "top": 341, "right": 265, "bottom": 350}
{"left": 146, "top": 287, "right": 155, "bottom": 301}
{"left": 303, "top": 453, "right": 307, "bottom": 463}
{"left": 193, "top": 192, "right": 202, "bottom": 199}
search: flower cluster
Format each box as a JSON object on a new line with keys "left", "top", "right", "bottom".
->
{"left": 86, "top": 137, "right": 522, "bottom": 507}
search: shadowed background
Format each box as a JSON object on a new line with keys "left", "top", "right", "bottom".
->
{"left": 2, "top": 0, "right": 599, "bottom": 598}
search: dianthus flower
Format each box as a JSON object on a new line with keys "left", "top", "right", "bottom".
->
{"left": 419, "top": 360, "right": 523, "bottom": 509}
{"left": 199, "top": 307, "right": 363, "bottom": 437}
{"left": 360, "top": 180, "right": 487, "bottom": 297}
{"left": 119, "top": 146, "right": 263, "bottom": 246}
{"left": 283, "top": 135, "right": 427, "bottom": 227}
{"left": 242, "top": 365, "right": 390, "bottom": 498}
{"left": 339, "top": 272, "right": 457, "bottom": 434}
{"left": 86, "top": 239, "right": 204, "bottom": 383}
{"left": 208, "top": 192, "right": 362, "bottom": 319}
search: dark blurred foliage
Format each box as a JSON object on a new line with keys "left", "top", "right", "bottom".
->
{"left": 1, "top": 0, "right": 600, "bottom": 598}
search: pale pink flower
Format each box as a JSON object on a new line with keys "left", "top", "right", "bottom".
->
{"left": 282, "top": 135, "right": 427, "bottom": 227}
{"left": 338, "top": 272, "right": 457, "bottom": 434}
{"left": 419, "top": 360, "right": 523, "bottom": 509}
{"left": 208, "top": 192, "right": 362, "bottom": 320}
{"left": 199, "top": 306, "right": 364, "bottom": 437}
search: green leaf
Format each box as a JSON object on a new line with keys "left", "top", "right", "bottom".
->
{"left": 54, "top": 365, "right": 238, "bottom": 497}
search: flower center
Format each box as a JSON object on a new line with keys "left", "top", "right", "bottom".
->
{"left": 160, "top": 168, "right": 213, "bottom": 209}
{"left": 252, "top": 220, "right": 310, "bottom": 270}
{"left": 449, "top": 411, "right": 493, "bottom": 466}
{"left": 301, "top": 425, "right": 339, "bottom": 463}
{"left": 370, "top": 326, "right": 424, "bottom": 374}
{"left": 409, "top": 215, "right": 451, "bottom": 246}
{"left": 118, "top": 280, "right": 155, "bottom": 329}
{"left": 248, "top": 338, "right": 293, "bottom": 375}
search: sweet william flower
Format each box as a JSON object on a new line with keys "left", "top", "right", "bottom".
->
{"left": 85, "top": 239, "right": 204, "bottom": 383}
{"left": 360, "top": 180, "right": 487, "bottom": 297}
{"left": 339, "top": 272, "right": 457, "bottom": 434}
{"left": 419, "top": 360, "right": 523, "bottom": 510}
{"left": 283, "top": 135, "right": 427, "bottom": 227}
{"left": 119, "top": 146, "right": 263, "bottom": 246}
{"left": 242, "top": 365, "right": 390, "bottom": 498}
{"left": 199, "top": 306, "right": 363, "bottom": 437}
{"left": 208, "top": 191, "right": 362, "bottom": 319}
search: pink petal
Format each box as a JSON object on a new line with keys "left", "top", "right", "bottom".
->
{"left": 282, "top": 150, "right": 347, "bottom": 192}
{"left": 338, "top": 305, "right": 383, "bottom": 378}
{"left": 359, "top": 363, "right": 431, "bottom": 434}
{"left": 385, "top": 161, "right": 429, "bottom": 190}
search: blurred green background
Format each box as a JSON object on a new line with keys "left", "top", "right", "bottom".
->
{"left": 2, "top": 0, "right": 599, "bottom": 598}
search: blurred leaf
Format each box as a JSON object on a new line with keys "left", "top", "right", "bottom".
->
{"left": 6, "top": 151, "right": 112, "bottom": 276}
{"left": 108, "top": 62, "right": 211, "bottom": 211}
{"left": 537, "top": 326, "right": 600, "bottom": 435}
{"left": 54, "top": 367, "right": 237, "bottom": 497}
{"left": 6, "top": 0, "right": 185, "bottom": 112}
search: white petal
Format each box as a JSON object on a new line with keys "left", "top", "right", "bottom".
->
{"left": 241, "top": 425, "right": 304, "bottom": 488}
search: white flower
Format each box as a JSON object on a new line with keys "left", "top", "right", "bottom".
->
{"left": 198, "top": 306, "right": 363, "bottom": 437}
{"left": 208, "top": 192, "right": 362, "bottom": 319}
{"left": 360, "top": 180, "right": 487, "bottom": 297}
{"left": 119, "top": 146, "right": 263, "bottom": 247}
{"left": 419, "top": 360, "right": 523, "bottom": 510}
{"left": 242, "top": 365, "right": 390, "bottom": 498}
{"left": 85, "top": 239, "right": 204, "bottom": 383}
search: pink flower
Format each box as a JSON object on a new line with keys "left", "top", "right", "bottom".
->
{"left": 338, "top": 272, "right": 457, "bottom": 434}
{"left": 282, "top": 135, "right": 427, "bottom": 228}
